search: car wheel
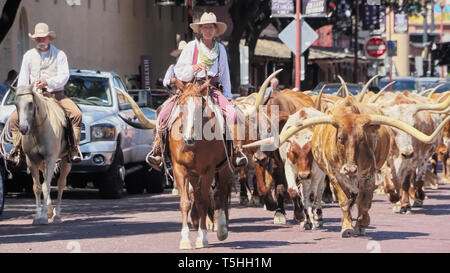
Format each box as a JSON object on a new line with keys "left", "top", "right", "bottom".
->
{"left": 98, "top": 148, "right": 124, "bottom": 199}
{"left": 0, "top": 164, "right": 5, "bottom": 215}
{"left": 125, "top": 166, "right": 145, "bottom": 194}
{"left": 144, "top": 167, "right": 165, "bottom": 194}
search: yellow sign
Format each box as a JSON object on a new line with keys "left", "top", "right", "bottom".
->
{"left": 409, "top": 5, "right": 450, "bottom": 24}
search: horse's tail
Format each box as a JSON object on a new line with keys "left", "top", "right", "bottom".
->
{"left": 0, "top": 120, "right": 13, "bottom": 178}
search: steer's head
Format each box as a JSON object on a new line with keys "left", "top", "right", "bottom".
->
{"left": 330, "top": 99, "right": 381, "bottom": 177}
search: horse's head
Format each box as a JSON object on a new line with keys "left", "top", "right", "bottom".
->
{"left": 10, "top": 84, "right": 37, "bottom": 135}
{"left": 175, "top": 79, "right": 211, "bottom": 146}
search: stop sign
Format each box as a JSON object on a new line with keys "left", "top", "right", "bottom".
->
{"left": 365, "top": 37, "right": 387, "bottom": 59}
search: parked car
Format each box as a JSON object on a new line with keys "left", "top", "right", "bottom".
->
{"left": 0, "top": 69, "right": 164, "bottom": 199}
{"left": 310, "top": 82, "right": 364, "bottom": 97}
{"left": 424, "top": 81, "right": 450, "bottom": 93}
{"left": 379, "top": 77, "right": 422, "bottom": 93}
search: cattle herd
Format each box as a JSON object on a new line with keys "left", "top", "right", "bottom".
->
{"left": 228, "top": 73, "right": 450, "bottom": 245}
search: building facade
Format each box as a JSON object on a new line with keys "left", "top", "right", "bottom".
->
{"left": 0, "top": 0, "right": 188, "bottom": 88}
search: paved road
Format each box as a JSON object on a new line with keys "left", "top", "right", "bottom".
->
{"left": 1, "top": 183, "right": 450, "bottom": 253}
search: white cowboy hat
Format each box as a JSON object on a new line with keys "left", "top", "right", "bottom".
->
{"left": 170, "top": 40, "right": 187, "bottom": 58}
{"left": 189, "top": 12, "right": 227, "bottom": 36}
{"left": 28, "top": 23, "right": 56, "bottom": 40}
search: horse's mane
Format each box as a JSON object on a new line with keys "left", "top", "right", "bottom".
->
{"left": 41, "top": 94, "right": 67, "bottom": 128}
{"left": 177, "top": 82, "right": 209, "bottom": 104}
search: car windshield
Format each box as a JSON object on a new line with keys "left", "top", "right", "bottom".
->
{"left": 64, "top": 76, "right": 112, "bottom": 107}
{"left": 313, "top": 84, "right": 361, "bottom": 96}
{"left": 4, "top": 76, "right": 113, "bottom": 107}
{"left": 380, "top": 80, "right": 419, "bottom": 93}
{"left": 427, "top": 82, "right": 450, "bottom": 93}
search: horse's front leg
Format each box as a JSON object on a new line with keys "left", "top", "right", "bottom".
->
{"left": 42, "top": 157, "right": 57, "bottom": 221}
{"left": 173, "top": 162, "right": 192, "bottom": 250}
{"left": 29, "top": 162, "right": 46, "bottom": 225}
{"left": 52, "top": 160, "right": 71, "bottom": 224}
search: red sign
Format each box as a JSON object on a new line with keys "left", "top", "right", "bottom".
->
{"left": 365, "top": 37, "right": 387, "bottom": 59}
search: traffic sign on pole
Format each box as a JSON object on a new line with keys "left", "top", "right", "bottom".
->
{"left": 365, "top": 36, "right": 387, "bottom": 59}
{"left": 279, "top": 19, "right": 318, "bottom": 55}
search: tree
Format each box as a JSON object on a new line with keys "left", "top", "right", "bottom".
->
{"left": 0, "top": 0, "right": 22, "bottom": 44}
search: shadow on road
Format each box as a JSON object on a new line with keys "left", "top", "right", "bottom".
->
{"left": 0, "top": 217, "right": 182, "bottom": 245}
{"left": 211, "top": 240, "right": 315, "bottom": 250}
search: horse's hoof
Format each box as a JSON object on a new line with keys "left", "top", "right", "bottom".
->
{"left": 312, "top": 221, "right": 322, "bottom": 230}
{"left": 341, "top": 229, "right": 355, "bottom": 238}
{"left": 399, "top": 206, "right": 412, "bottom": 215}
{"left": 274, "top": 212, "right": 286, "bottom": 225}
{"left": 195, "top": 238, "right": 209, "bottom": 249}
{"left": 52, "top": 216, "right": 62, "bottom": 224}
{"left": 179, "top": 240, "right": 193, "bottom": 250}
{"left": 392, "top": 203, "right": 402, "bottom": 213}
{"left": 32, "top": 217, "right": 49, "bottom": 225}
{"left": 354, "top": 226, "right": 366, "bottom": 236}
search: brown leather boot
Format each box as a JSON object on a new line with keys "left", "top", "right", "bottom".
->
{"left": 146, "top": 134, "right": 163, "bottom": 171}
{"left": 8, "top": 131, "right": 24, "bottom": 166}
{"left": 70, "top": 127, "right": 83, "bottom": 163}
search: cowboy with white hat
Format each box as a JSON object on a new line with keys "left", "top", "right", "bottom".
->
{"left": 146, "top": 12, "right": 248, "bottom": 170}
{"left": 8, "top": 22, "right": 83, "bottom": 165}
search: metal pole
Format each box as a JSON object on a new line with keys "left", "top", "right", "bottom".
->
{"left": 354, "top": 0, "right": 359, "bottom": 83}
{"left": 388, "top": 7, "right": 393, "bottom": 91}
{"left": 441, "top": 3, "right": 445, "bottom": 78}
{"left": 295, "top": 0, "right": 301, "bottom": 90}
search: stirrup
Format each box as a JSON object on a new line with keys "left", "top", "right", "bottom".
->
{"left": 146, "top": 153, "right": 163, "bottom": 171}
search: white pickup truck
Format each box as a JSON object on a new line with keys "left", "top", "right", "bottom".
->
{"left": 0, "top": 69, "right": 167, "bottom": 199}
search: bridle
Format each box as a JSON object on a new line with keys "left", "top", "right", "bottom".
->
{"left": 15, "top": 91, "right": 48, "bottom": 128}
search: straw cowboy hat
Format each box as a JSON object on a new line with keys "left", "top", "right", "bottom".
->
{"left": 170, "top": 40, "right": 187, "bottom": 58}
{"left": 28, "top": 23, "right": 56, "bottom": 40}
{"left": 189, "top": 12, "right": 227, "bottom": 36}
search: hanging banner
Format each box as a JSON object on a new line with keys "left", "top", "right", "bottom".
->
{"left": 302, "top": 0, "right": 326, "bottom": 16}
{"left": 394, "top": 11, "right": 408, "bottom": 33}
{"left": 271, "top": 0, "right": 295, "bottom": 17}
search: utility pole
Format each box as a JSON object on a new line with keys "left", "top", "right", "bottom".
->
{"left": 295, "top": 0, "right": 301, "bottom": 90}
{"left": 353, "top": 0, "right": 359, "bottom": 83}
{"left": 441, "top": 2, "right": 445, "bottom": 78}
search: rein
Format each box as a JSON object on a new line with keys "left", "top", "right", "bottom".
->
{"left": 16, "top": 91, "right": 49, "bottom": 128}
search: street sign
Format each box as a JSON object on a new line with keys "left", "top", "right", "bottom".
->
{"left": 302, "top": 0, "right": 326, "bottom": 16}
{"left": 271, "top": 0, "right": 295, "bottom": 17}
{"left": 279, "top": 19, "right": 319, "bottom": 55}
{"left": 387, "top": 40, "right": 397, "bottom": 56}
{"left": 365, "top": 37, "right": 387, "bottom": 59}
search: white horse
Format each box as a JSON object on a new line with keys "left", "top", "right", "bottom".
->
{"left": 7, "top": 84, "right": 71, "bottom": 224}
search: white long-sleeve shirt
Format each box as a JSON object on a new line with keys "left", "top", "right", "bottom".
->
{"left": 18, "top": 44, "right": 70, "bottom": 92}
{"left": 174, "top": 39, "right": 232, "bottom": 100}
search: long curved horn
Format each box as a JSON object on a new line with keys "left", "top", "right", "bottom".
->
{"left": 315, "top": 84, "right": 327, "bottom": 111}
{"left": 337, "top": 76, "right": 350, "bottom": 98}
{"left": 117, "top": 88, "right": 157, "bottom": 129}
{"left": 358, "top": 75, "right": 379, "bottom": 102}
{"left": 428, "top": 84, "right": 445, "bottom": 99}
{"left": 368, "top": 81, "right": 395, "bottom": 103}
{"left": 368, "top": 114, "right": 450, "bottom": 144}
{"left": 242, "top": 115, "right": 334, "bottom": 149}
{"left": 243, "top": 69, "right": 283, "bottom": 117}
{"left": 415, "top": 94, "right": 450, "bottom": 113}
